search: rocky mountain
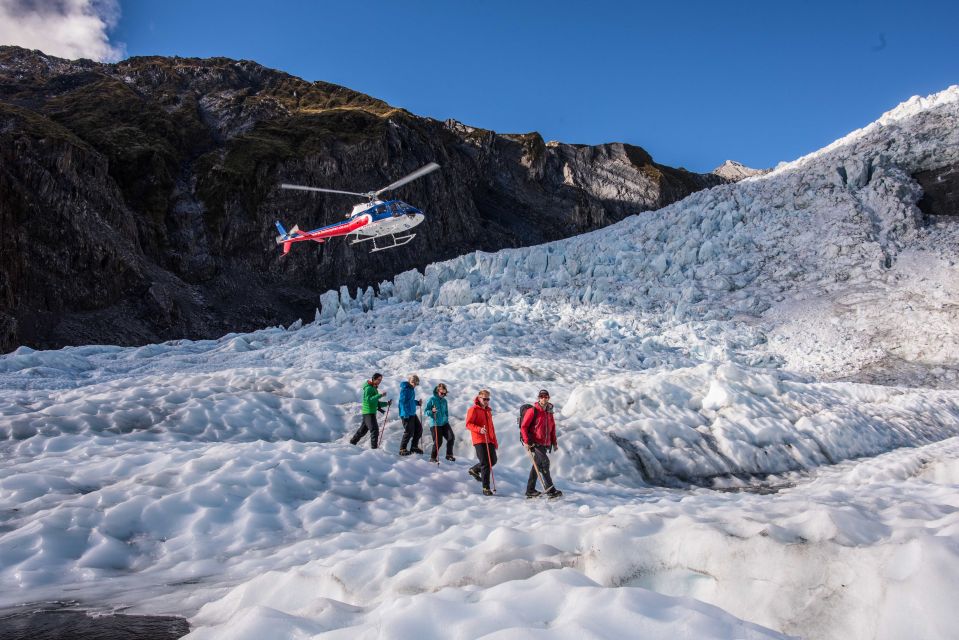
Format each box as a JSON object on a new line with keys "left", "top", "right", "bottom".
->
{"left": 711, "top": 159, "right": 769, "bottom": 181}
{"left": 0, "top": 46, "right": 726, "bottom": 352}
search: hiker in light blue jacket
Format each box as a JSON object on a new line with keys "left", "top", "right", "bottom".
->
{"left": 425, "top": 383, "right": 455, "bottom": 462}
{"left": 398, "top": 374, "right": 423, "bottom": 455}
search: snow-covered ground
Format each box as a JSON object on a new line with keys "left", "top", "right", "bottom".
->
{"left": 2, "top": 86, "right": 959, "bottom": 639}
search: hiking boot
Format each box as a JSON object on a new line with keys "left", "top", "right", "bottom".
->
{"left": 469, "top": 467, "right": 482, "bottom": 482}
{"left": 349, "top": 437, "right": 359, "bottom": 446}
{"left": 482, "top": 488, "right": 493, "bottom": 496}
{"left": 525, "top": 490, "right": 542, "bottom": 499}
{"left": 399, "top": 449, "right": 411, "bottom": 456}
{"left": 412, "top": 447, "right": 424, "bottom": 454}
{"left": 445, "top": 455, "right": 456, "bottom": 462}
{"left": 546, "top": 488, "right": 563, "bottom": 499}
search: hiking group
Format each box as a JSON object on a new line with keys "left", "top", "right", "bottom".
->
{"left": 350, "top": 373, "right": 563, "bottom": 499}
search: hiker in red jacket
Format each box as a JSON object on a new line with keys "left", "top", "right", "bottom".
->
{"left": 465, "top": 389, "right": 498, "bottom": 496}
{"left": 520, "top": 389, "right": 562, "bottom": 498}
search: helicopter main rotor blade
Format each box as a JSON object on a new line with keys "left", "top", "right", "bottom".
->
{"left": 373, "top": 162, "right": 440, "bottom": 198}
{"left": 281, "top": 184, "right": 368, "bottom": 197}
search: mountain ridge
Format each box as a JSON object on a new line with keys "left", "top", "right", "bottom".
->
{"left": 0, "top": 46, "right": 725, "bottom": 352}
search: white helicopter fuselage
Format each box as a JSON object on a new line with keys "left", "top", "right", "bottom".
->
{"left": 365, "top": 212, "right": 424, "bottom": 236}
{"left": 351, "top": 199, "right": 425, "bottom": 239}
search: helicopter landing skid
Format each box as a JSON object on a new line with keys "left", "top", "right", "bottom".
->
{"left": 351, "top": 232, "right": 416, "bottom": 252}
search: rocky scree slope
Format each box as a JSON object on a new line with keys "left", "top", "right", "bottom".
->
{"left": 0, "top": 46, "right": 723, "bottom": 352}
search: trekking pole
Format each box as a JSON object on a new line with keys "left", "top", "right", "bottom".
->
{"left": 419, "top": 402, "right": 424, "bottom": 453}
{"left": 380, "top": 399, "right": 393, "bottom": 448}
{"left": 524, "top": 445, "right": 553, "bottom": 493}
{"left": 425, "top": 405, "right": 439, "bottom": 465}
{"left": 485, "top": 435, "right": 496, "bottom": 493}
{"left": 429, "top": 425, "right": 440, "bottom": 465}
{"left": 431, "top": 407, "right": 439, "bottom": 462}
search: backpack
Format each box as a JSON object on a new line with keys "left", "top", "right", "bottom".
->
{"left": 518, "top": 403, "right": 534, "bottom": 433}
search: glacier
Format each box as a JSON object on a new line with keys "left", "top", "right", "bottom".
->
{"left": 1, "top": 86, "right": 959, "bottom": 639}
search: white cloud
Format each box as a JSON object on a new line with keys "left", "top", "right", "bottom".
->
{"left": 0, "top": 0, "right": 126, "bottom": 62}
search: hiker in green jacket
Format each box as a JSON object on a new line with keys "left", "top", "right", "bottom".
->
{"left": 350, "top": 373, "right": 390, "bottom": 448}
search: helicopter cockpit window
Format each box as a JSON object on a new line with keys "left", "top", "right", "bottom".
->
{"left": 390, "top": 203, "right": 403, "bottom": 217}
{"left": 374, "top": 205, "right": 386, "bottom": 215}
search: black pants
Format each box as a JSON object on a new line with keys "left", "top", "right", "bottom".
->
{"left": 351, "top": 413, "right": 380, "bottom": 449}
{"left": 526, "top": 445, "right": 555, "bottom": 493}
{"left": 470, "top": 443, "right": 498, "bottom": 489}
{"left": 429, "top": 424, "right": 455, "bottom": 459}
{"left": 400, "top": 415, "right": 422, "bottom": 450}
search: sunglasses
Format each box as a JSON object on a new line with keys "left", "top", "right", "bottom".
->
{"left": 479, "top": 397, "right": 490, "bottom": 401}
{"left": 539, "top": 395, "right": 550, "bottom": 399}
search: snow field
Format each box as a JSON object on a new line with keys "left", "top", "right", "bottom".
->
{"left": 2, "top": 315, "right": 959, "bottom": 639}
{"left": 7, "top": 303, "right": 958, "bottom": 490}
{"left": 188, "top": 569, "right": 792, "bottom": 640}
{"left": 175, "top": 437, "right": 959, "bottom": 639}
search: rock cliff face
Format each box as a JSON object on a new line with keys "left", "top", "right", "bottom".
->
{"left": 914, "top": 162, "right": 959, "bottom": 217}
{"left": 0, "top": 46, "right": 726, "bottom": 352}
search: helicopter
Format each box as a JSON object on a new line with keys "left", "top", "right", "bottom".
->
{"left": 275, "top": 162, "right": 440, "bottom": 255}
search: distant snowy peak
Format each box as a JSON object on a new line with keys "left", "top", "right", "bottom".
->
{"left": 711, "top": 160, "right": 769, "bottom": 181}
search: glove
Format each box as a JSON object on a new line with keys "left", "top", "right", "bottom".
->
{"left": 378, "top": 407, "right": 385, "bottom": 414}
{"left": 416, "top": 399, "right": 422, "bottom": 407}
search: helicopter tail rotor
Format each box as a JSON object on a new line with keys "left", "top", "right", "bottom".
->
{"left": 275, "top": 221, "right": 301, "bottom": 244}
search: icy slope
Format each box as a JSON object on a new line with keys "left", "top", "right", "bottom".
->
{"left": 1, "top": 86, "right": 959, "bottom": 639}
{"left": 331, "top": 84, "right": 959, "bottom": 382}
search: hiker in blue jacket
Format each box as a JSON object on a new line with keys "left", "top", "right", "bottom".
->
{"left": 425, "top": 383, "right": 455, "bottom": 462}
{"left": 398, "top": 374, "right": 423, "bottom": 455}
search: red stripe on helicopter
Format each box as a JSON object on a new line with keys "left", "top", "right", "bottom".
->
{"left": 287, "top": 215, "right": 370, "bottom": 243}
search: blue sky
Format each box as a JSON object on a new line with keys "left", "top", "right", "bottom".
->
{"left": 15, "top": 0, "right": 959, "bottom": 172}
